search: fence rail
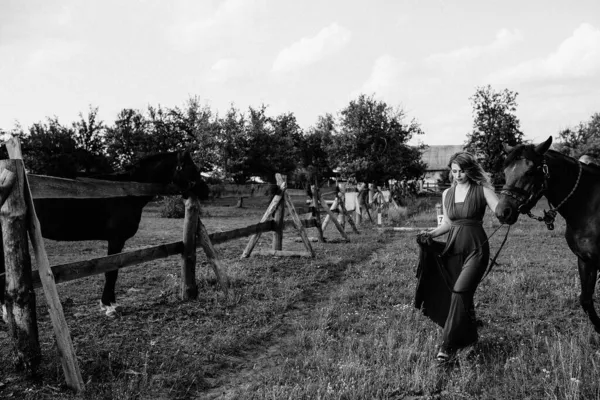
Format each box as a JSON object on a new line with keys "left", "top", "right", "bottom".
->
{"left": 28, "top": 217, "right": 319, "bottom": 289}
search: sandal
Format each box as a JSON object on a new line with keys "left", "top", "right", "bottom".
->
{"left": 436, "top": 351, "right": 450, "bottom": 363}
{"left": 436, "top": 350, "right": 458, "bottom": 367}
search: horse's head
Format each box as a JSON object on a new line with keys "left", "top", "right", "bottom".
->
{"left": 496, "top": 136, "right": 553, "bottom": 224}
{"left": 173, "top": 151, "right": 210, "bottom": 200}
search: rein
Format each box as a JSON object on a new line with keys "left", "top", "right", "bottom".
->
{"left": 501, "top": 157, "right": 583, "bottom": 230}
{"left": 481, "top": 224, "right": 510, "bottom": 282}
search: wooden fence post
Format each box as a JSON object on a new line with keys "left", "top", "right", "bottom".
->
{"left": 318, "top": 196, "right": 348, "bottom": 241}
{"left": 241, "top": 180, "right": 284, "bottom": 258}
{"left": 197, "top": 221, "right": 230, "bottom": 296}
{"left": 355, "top": 184, "right": 363, "bottom": 225}
{"left": 337, "top": 183, "right": 346, "bottom": 229}
{"left": 272, "top": 177, "right": 285, "bottom": 251}
{"left": 0, "top": 161, "right": 40, "bottom": 374}
{"left": 181, "top": 194, "right": 199, "bottom": 300}
{"left": 310, "top": 183, "right": 325, "bottom": 242}
{"left": 5, "top": 138, "right": 84, "bottom": 392}
{"left": 320, "top": 197, "right": 339, "bottom": 231}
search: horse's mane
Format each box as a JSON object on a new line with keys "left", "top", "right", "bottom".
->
{"left": 503, "top": 143, "right": 544, "bottom": 167}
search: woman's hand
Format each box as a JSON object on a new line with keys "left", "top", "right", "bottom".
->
{"left": 417, "top": 229, "right": 433, "bottom": 240}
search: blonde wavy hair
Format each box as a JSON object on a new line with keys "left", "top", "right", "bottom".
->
{"left": 447, "top": 152, "right": 493, "bottom": 189}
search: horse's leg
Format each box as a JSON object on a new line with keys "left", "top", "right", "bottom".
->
{"left": 578, "top": 257, "right": 600, "bottom": 333}
{"left": 100, "top": 239, "right": 125, "bottom": 317}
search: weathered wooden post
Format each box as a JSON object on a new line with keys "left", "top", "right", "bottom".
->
{"left": 272, "top": 176, "right": 286, "bottom": 251}
{"left": 310, "top": 183, "right": 325, "bottom": 242}
{"left": 197, "top": 221, "right": 230, "bottom": 296}
{"left": 5, "top": 137, "right": 84, "bottom": 392}
{"left": 181, "top": 194, "right": 199, "bottom": 300}
{"left": 355, "top": 184, "right": 363, "bottom": 225}
{"left": 318, "top": 195, "right": 349, "bottom": 241}
{"left": 242, "top": 177, "right": 285, "bottom": 258}
{"left": 320, "top": 196, "right": 339, "bottom": 231}
{"left": 0, "top": 161, "right": 40, "bottom": 374}
{"left": 337, "top": 183, "right": 346, "bottom": 229}
{"left": 376, "top": 186, "right": 383, "bottom": 227}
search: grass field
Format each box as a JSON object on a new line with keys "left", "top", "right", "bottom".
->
{"left": 1, "top": 193, "right": 599, "bottom": 399}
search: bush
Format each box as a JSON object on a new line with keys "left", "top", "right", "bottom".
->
{"left": 160, "top": 196, "right": 185, "bottom": 218}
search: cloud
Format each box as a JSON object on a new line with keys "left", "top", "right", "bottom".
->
{"left": 271, "top": 23, "right": 351, "bottom": 73}
{"left": 488, "top": 23, "right": 600, "bottom": 84}
{"left": 360, "top": 55, "right": 406, "bottom": 95}
{"left": 25, "top": 39, "right": 81, "bottom": 69}
{"left": 425, "top": 28, "right": 522, "bottom": 72}
{"left": 206, "top": 58, "right": 249, "bottom": 83}
{"left": 168, "top": 0, "right": 267, "bottom": 52}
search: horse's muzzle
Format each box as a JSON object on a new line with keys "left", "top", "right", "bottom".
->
{"left": 496, "top": 204, "right": 518, "bottom": 225}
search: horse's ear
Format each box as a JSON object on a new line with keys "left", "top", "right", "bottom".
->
{"left": 502, "top": 143, "right": 514, "bottom": 154}
{"left": 534, "top": 136, "right": 553, "bottom": 154}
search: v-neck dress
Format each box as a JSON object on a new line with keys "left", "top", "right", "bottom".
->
{"left": 414, "top": 184, "right": 490, "bottom": 352}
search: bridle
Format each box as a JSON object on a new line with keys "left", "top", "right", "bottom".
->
{"left": 500, "top": 157, "right": 582, "bottom": 230}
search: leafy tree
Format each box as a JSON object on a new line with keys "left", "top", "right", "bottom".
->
{"left": 73, "top": 106, "right": 105, "bottom": 155}
{"left": 21, "top": 117, "right": 79, "bottom": 177}
{"left": 147, "top": 104, "right": 184, "bottom": 153}
{"left": 266, "top": 111, "right": 303, "bottom": 181}
{"left": 72, "top": 106, "right": 113, "bottom": 175}
{"left": 245, "top": 106, "right": 302, "bottom": 183}
{"left": 329, "top": 94, "right": 425, "bottom": 185}
{"left": 299, "top": 113, "right": 336, "bottom": 186}
{"left": 465, "top": 85, "right": 524, "bottom": 183}
{"left": 554, "top": 113, "right": 600, "bottom": 158}
{"left": 168, "top": 96, "right": 219, "bottom": 173}
{"left": 104, "top": 108, "right": 151, "bottom": 169}
{"left": 217, "top": 105, "right": 251, "bottom": 183}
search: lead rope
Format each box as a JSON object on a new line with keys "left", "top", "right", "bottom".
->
{"left": 480, "top": 224, "right": 511, "bottom": 281}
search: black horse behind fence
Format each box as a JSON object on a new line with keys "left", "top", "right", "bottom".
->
{"left": 1, "top": 151, "right": 209, "bottom": 317}
{"left": 496, "top": 136, "right": 600, "bottom": 332}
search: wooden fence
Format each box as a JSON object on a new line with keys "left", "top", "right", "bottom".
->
{"left": 0, "top": 139, "right": 331, "bottom": 392}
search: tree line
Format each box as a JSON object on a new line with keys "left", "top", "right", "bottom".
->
{"left": 0, "top": 94, "right": 426, "bottom": 189}
{"left": 1, "top": 87, "right": 597, "bottom": 188}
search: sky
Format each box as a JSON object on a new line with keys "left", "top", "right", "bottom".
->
{"left": 1, "top": 0, "right": 599, "bottom": 146}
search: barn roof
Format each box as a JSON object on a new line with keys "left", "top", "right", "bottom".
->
{"left": 421, "top": 145, "right": 465, "bottom": 171}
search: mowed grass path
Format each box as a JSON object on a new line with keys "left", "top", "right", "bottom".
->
{"left": 211, "top": 198, "right": 600, "bottom": 400}
{"left": 0, "top": 195, "right": 599, "bottom": 399}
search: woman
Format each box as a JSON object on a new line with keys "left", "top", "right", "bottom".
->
{"left": 417, "top": 152, "right": 499, "bottom": 364}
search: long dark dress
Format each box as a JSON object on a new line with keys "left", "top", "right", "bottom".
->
{"left": 414, "top": 184, "right": 489, "bottom": 352}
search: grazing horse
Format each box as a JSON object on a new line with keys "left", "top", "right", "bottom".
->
{"left": 1, "top": 151, "right": 209, "bottom": 317}
{"left": 496, "top": 136, "right": 600, "bottom": 332}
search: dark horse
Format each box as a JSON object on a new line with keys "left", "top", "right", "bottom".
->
{"left": 1, "top": 151, "right": 209, "bottom": 318}
{"left": 496, "top": 136, "right": 600, "bottom": 332}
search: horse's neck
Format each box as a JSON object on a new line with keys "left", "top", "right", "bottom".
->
{"left": 545, "top": 153, "right": 582, "bottom": 221}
